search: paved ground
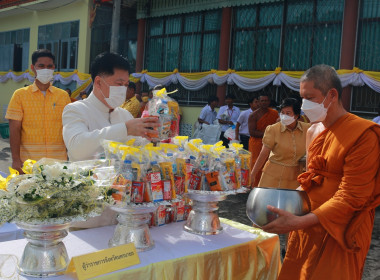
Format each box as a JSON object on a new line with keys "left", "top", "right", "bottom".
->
{"left": 0, "top": 138, "right": 379, "bottom": 279}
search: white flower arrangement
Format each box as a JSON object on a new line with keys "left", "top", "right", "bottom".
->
{"left": 1, "top": 160, "right": 115, "bottom": 225}
{"left": 0, "top": 190, "right": 16, "bottom": 225}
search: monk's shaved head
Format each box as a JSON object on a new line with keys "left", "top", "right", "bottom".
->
{"left": 300, "top": 65, "right": 342, "bottom": 99}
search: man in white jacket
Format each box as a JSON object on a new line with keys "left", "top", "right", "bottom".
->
{"left": 63, "top": 52, "right": 158, "bottom": 162}
{"left": 62, "top": 52, "right": 158, "bottom": 228}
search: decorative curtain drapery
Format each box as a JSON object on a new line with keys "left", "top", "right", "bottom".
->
{"left": 0, "top": 70, "right": 92, "bottom": 98}
{"left": 2, "top": 68, "right": 380, "bottom": 95}
{"left": 131, "top": 67, "right": 380, "bottom": 93}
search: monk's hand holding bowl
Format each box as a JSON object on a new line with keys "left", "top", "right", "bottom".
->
{"left": 261, "top": 205, "right": 319, "bottom": 234}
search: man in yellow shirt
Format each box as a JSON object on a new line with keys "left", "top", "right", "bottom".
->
{"left": 6, "top": 49, "right": 70, "bottom": 173}
{"left": 120, "top": 82, "right": 140, "bottom": 118}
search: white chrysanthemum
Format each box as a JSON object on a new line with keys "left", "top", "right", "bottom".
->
{"left": 42, "top": 163, "right": 64, "bottom": 180}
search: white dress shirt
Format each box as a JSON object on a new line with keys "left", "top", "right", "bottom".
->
{"left": 237, "top": 108, "right": 253, "bottom": 136}
{"left": 62, "top": 92, "right": 133, "bottom": 161}
{"left": 199, "top": 105, "right": 217, "bottom": 125}
{"left": 216, "top": 105, "right": 241, "bottom": 132}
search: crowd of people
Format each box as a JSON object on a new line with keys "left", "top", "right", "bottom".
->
{"left": 5, "top": 48, "right": 380, "bottom": 279}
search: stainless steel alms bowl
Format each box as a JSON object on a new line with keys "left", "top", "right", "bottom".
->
{"left": 246, "top": 187, "right": 311, "bottom": 227}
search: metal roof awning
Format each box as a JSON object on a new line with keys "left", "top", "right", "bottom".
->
{"left": 0, "top": 0, "right": 80, "bottom": 19}
{"left": 136, "top": 0, "right": 283, "bottom": 19}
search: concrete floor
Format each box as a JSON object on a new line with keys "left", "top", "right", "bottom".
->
{"left": 0, "top": 137, "right": 379, "bottom": 279}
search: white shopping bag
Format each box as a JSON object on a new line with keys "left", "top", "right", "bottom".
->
{"left": 223, "top": 127, "right": 236, "bottom": 141}
{"left": 194, "top": 124, "right": 221, "bottom": 144}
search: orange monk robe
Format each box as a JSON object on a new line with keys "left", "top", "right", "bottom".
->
{"left": 279, "top": 113, "right": 380, "bottom": 280}
{"left": 248, "top": 108, "right": 278, "bottom": 184}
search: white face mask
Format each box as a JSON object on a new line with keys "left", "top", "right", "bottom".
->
{"left": 100, "top": 79, "right": 127, "bottom": 109}
{"left": 36, "top": 69, "right": 54, "bottom": 84}
{"left": 280, "top": 114, "right": 295, "bottom": 126}
{"left": 301, "top": 95, "right": 330, "bottom": 123}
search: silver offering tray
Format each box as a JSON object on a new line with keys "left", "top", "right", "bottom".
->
{"left": 184, "top": 188, "right": 249, "bottom": 236}
{"left": 109, "top": 204, "right": 157, "bottom": 252}
{"left": 15, "top": 222, "right": 71, "bottom": 278}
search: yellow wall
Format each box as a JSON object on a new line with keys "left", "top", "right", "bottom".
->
{"left": 181, "top": 106, "right": 220, "bottom": 135}
{"left": 0, "top": 0, "right": 91, "bottom": 73}
{"left": 0, "top": 0, "right": 91, "bottom": 122}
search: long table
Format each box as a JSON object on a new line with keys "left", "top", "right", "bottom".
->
{"left": 0, "top": 223, "right": 23, "bottom": 242}
{"left": 0, "top": 218, "right": 281, "bottom": 279}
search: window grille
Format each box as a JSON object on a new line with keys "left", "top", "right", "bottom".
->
{"left": 38, "top": 21, "right": 79, "bottom": 71}
{"left": 145, "top": 10, "right": 221, "bottom": 72}
{"left": 0, "top": 28, "right": 29, "bottom": 71}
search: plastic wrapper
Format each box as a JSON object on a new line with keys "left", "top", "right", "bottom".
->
{"left": 142, "top": 88, "right": 180, "bottom": 142}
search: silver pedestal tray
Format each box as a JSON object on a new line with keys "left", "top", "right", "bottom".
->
{"left": 183, "top": 191, "right": 228, "bottom": 235}
{"left": 16, "top": 222, "right": 71, "bottom": 277}
{"left": 109, "top": 204, "right": 157, "bottom": 252}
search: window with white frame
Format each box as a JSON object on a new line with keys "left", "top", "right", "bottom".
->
{"left": 38, "top": 21, "right": 79, "bottom": 71}
{"left": 0, "top": 28, "right": 30, "bottom": 72}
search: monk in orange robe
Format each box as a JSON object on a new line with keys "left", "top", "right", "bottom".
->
{"left": 248, "top": 94, "right": 278, "bottom": 186}
{"left": 260, "top": 65, "right": 380, "bottom": 280}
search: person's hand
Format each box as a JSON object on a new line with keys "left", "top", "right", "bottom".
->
{"left": 126, "top": 117, "right": 160, "bottom": 140}
{"left": 250, "top": 170, "right": 257, "bottom": 188}
{"left": 261, "top": 205, "right": 299, "bottom": 234}
{"left": 12, "top": 158, "right": 24, "bottom": 174}
{"left": 228, "top": 121, "right": 234, "bottom": 125}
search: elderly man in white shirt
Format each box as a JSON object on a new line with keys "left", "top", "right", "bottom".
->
{"left": 217, "top": 94, "right": 240, "bottom": 147}
{"left": 235, "top": 96, "right": 259, "bottom": 150}
{"left": 198, "top": 96, "right": 219, "bottom": 126}
{"left": 62, "top": 52, "right": 159, "bottom": 228}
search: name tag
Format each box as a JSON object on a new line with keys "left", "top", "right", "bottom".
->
{"left": 66, "top": 243, "right": 140, "bottom": 280}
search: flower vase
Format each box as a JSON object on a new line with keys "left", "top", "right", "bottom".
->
{"left": 16, "top": 222, "right": 70, "bottom": 277}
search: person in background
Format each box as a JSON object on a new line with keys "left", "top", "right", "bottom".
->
{"left": 138, "top": 91, "right": 149, "bottom": 117}
{"left": 6, "top": 49, "right": 71, "bottom": 173}
{"left": 135, "top": 92, "right": 142, "bottom": 102}
{"left": 79, "top": 91, "right": 88, "bottom": 100}
{"left": 263, "top": 65, "right": 380, "bottom": 280}
{"left": 198, "top": 96, "right": 219, "bottom": 126}
{"left": 250, "top": 98, "right": 310, "bottom": 189}
{"left": 217, "top": 94, "right": 240, "bottom": 147}
{"left": 372, "top": 102, "right": 380, "bottom": 125}
{"left": 248, "top": 94, "right": 278, "bottom": 185}
{"left": 65, "top": 88, "right": 77, "bottom": 102}
{"left": 235, "top": 96, "right": 259, "bottom": 150}
{"left": 120, "top": 81, "right": 140, "bottom": 118}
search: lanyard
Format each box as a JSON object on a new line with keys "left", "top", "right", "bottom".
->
{"left": 227, "top": 108, "right": 233, "bottom": 118}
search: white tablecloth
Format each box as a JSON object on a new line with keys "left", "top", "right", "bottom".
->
{"left": 0, "top": 223, "right": 23, "bottom": 242}
{"left": 0, "top": 221, "right": 280, "bottom": 279}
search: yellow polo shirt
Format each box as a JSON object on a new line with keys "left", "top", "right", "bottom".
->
{"left": 120, "top": 96, "right": 140, "bottom": 118}
{"left": 6, "top": 82, "right": 71, "bottom": 161}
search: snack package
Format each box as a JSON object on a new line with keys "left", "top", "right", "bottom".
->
{"left": 240, "top": 153, "right": 251, "bottom": 187}
{"left": 206, "top": 171, "right": 222, "bottom": 191}
{"left": 155, "top": 205, "right": 166, "bottom": 226}
{"left": 159, "top": 162, "right": 175, "bottom": 200}
{"left": 147, "top": 161, "right": 163, "bottom": 202}
{"left": 176, "top": 200, "right": 185, "bottom": 221}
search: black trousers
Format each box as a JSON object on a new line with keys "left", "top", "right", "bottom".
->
{"left": 220, "top": 134, "right": 230, "bottom": 148}
{"left": 239, "top": 134, "right": 250, "bottom": 150}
